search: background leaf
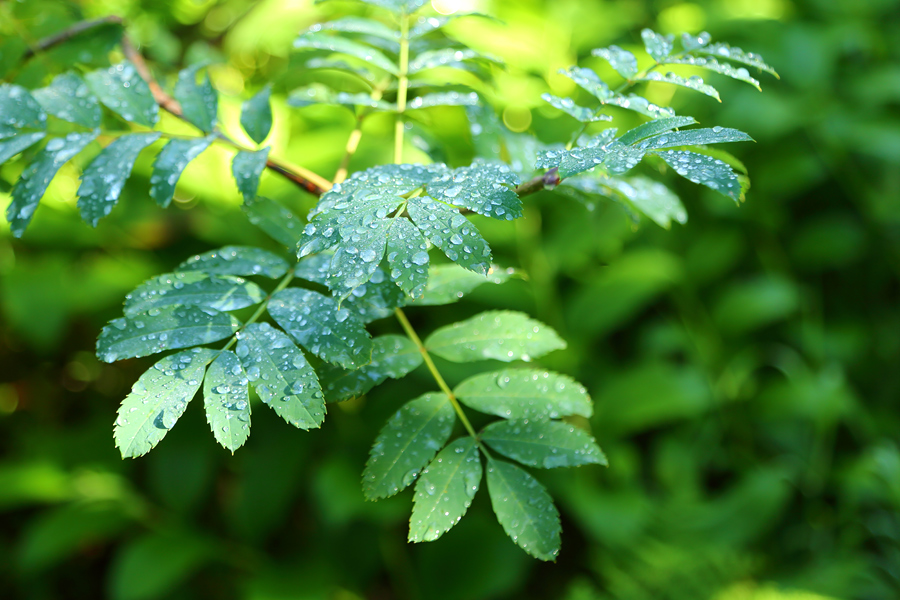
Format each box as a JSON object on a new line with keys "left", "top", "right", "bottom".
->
{"left": 240, "top": 85, "right": 273, "bottom": 145}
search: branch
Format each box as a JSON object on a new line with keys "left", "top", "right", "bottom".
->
{"left": 515, "top": 167, "right": 560, "bottom": 198}
{"left": 22, "top": 15, "right": 124, "bottom": 60}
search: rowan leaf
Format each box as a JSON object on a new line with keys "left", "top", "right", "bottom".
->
{"left": 636, "top": 126, "right": 753, "bottom": 151}
{"left": 426, "top": 162, "right": 522, "bottom": 221}
{"left": 123, "top": 272, "right": 265, "bottom": 316}
{"left": 424, "top": 311, "right": 565, "bottom": 363}
{"left": 641, "top": 29, "right": 674, "bottom": 62}
{"left": 149, "top": 136, "right": 213, "bottom": 208}
{"left": 541, "top": 93, "right": 610, "bottom": 123}
{"left": 240, "top": 85, "right": 273, "bottom": 145}
{"left": 658, "top": 150, "right": 743, "bottom": 202}
{"left": 176, "top": 246, "right": 289, "bottom": 279}
{"left": 203, "top": 350, "right": 251, "bottom": 452}
{"left": 0, "top": 84, "right": 47, "bottom": 138}
{"left": 482, "top": 420, "right": 607, "bottom": 469}
{"left": 617, "top": 116, "right": 697, "bottom": 146}
{"left": 592, "top": 45, "right": 638, "bottom": 79}
{"left": 318, "top": 334, "right": 422, "bottom": 401}
{"left": 174, "top": 65, "right": 218, "bottom": 133}
{"left": 293, "top": 32, "right": 398, "bottom": 75}
{"left": 385, "top": 217, "right": 430, "bottom": 297}
{"left": 85, "top": 61, "right": 159, "bottom": 127}
{"left": 242, "top": 196, "right": 304, "bottom": 247}
{"left": 0, "top": 132, "right": 45, "bottom": 165}
{"left": 638, "top": 72, "right": 720, "bottom": 101}
{"left": 407, "top": 195, "right": 491, "bottom": 275}
{"left": 454, "top": 369, "right": 592, "bottom": 419}
{"left": 232, "top": 147, "right": 270, "bottom": 201}
{"left": 411, "top": 263, "right": 514, "bottom": 306}
{"left": 31, "top": 73, "right": 101, "bottom": 128}
{"left": 407, "top": 91, "right": 480, "bottom": 109}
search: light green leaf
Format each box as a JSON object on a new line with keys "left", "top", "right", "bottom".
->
{"left": 293, "top": 32, "right": 398, "bottom": 75}
{"left": 454, "top": 368, "right": 592, "bottom": 419}
{"left": 85, "top": 61, "right": 159, "bottom": 127}
{"left": 385, "top": 217, "right": 430, "bottom": 297}
{"left": 482, "top": 420, "right": 607, "bottom": 469}
{"left": 149, "top": 136, "right": 213, "bottom": 208}
{"left": 232, "top": 147, "right": 270, "bottom": 201}
{"left": 426, "top": 162, "right": 522, "bottom": 221}
{"left": 96, "top": 306, "right": 239, "bottom": 363}
{"left": 242, "top": 195, "right": 304, "bottom": 247}
{"left": 409, "top": 437, "right": 482, "bottom": 542}
{"left": 305, "top": 16, "right": 399, "bottom": 40}
{"left": 407, "top": 91, "right": 480, "bottom": 109}
{"left": 592, "top": 45, "right": 638, "bottom": 79}
{"left": 77, "top": 132, "right": 161, "bottom": 226}
{"left": 637, "top": 126, "right": 753, "bottom": 151}
{"left": 326, "top": 218, "right": 391, "bottom": 298}
{"left": 0, "top": 132, "right": 45, "bottom": 165}
{"left": 559, "top": 66, "right": 612, "bottom": 101}
{"left": 288, "top": 84, "right": 396, "bottom": 111}
{"left": 114, "top": 349, "right": 217, "bottom": 458}
{"left": 694, "top": 42, "right": 779, "bottom": 78}
{"left": 0, "top": 84, "right": 46, "bottom": 138}
{"left": 425, "top": 311, "right": 565, "bottom": 363}
{"left": 235, "top": 323, "right": 325, "bottom": 430}
{"left": 203, "top": 350, "right": 251, "bottom": 452}
{"left": 268, "top": 288, "right": 373, "bottom": 369}
{"left": 240, "top": 85, "right": 273, "bottom": 145}
{"left": 658, "top": 149, "right": 743, "bottom": 202}
{"left": 362, "top": 392, "right": 456, "bottom": 500}
{"left": 316, "top": 0, "right": 427, "bottom": 14}
{"left": 541, "top": 93, "right": 610, "bottom": 123}
{"left": 31, "top": 73, "right": 101, "bottom": 128}
{"left": 601, "top": 94, "right": 676, "bottom": 119}
{"left": 641, "top": 29, "right": 673, "bottom": 62}
{"left": 537, "top": 131, "right": 644, "bottom": 179}
{"left": 409, "top": 48, "right": 502, "bottom": 74}
{"left": 7, "top": 131, "right": 98, "bottom": 237}
{"left": 123, "top": 272, "right": 265, "bottom": 316}
{"left": 176, "top": 246, "right": 289, "bottom": 279}
{"left": 174, "top": 65, "right": 218, "bottom": 133}
{"left": 318, "top": 334, "right": 422, "bottom": 401}
{"left": 412, "top": 263, "right": 514, "bottom": 306}
{"left": 486, "top": 459, "right": 560, "bottom": 561}
{"left": 407, "top": 196, "right": 491, "bottom": 275}
{"left": 618, "top": 116, "right": 697, "bottom": 145}
{"left": 564, "top": 174, "right": 686, "bottom": 228}
{"left": 663, "top": 56, "right": 762, "bottom": 90}
{"left": 638, "top": 72, "right": 720, "bottom": 101}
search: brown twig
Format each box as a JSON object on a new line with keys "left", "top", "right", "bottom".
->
{"left": 515, "top": 167, "right": 560, "bottom": 197}
{"left": 22, "top": 15, "right": 124, "bottom": 60}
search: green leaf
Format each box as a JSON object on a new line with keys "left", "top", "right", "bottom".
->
{"left": 412, "top": 263, "right": 514, "bottom": 306}
{"left": 409, "top": 12, "right": 496, "bottom": 38}
{"left": 638, "top": 72, "right": 720, "bottom": 101}
{"left": 537, "top": 131, "right": 644, "bottom": 179}
{"left": 601, "top": 94, "right": 676, "bottom": 119}
{"left": 77, "top": 132, "right": 161, "bottom": 226}
{"left": 123, "top": 272, "right": 265, "bottom": 316}
{"left": 454, "top": 368, "right": 592, "bottom": 419}
{"left": 541, "top": 93, "right": 610, "bottom": 123}
{"left": 663, "top": 56, "right": 762, "bottom": 90}
{"left": 362, "top": 392, "right": 456, "bottom": 500}
{"left": 288, "top": 84, "right": 396, "bottom": 111}
{"left": 268, "top": 288, "right": 373, "bottom": 369}
{"left": 385, "top": 217, "right": 430, "bottom": 297}
{"left": 0, "top": 84, "right": 46, "bottom": 138}
{"left": 149, "top": 136, "right": 213, "bottom": 208}
{"left": 0, "top": 132, "right": 45, "bottom": 165}
{"left": 176, "top": 246, "right": 289, "bottom": 279}
{"left": 564, "top": 174, "right": 686, "bottom": 228}
{"left": 409, "top": 437, "right": 482, "bottom": 542}
{"left": 174, "top": 65, "right": 218, "bottom": 133}
{"left": 559, "top": 66, "right": 612, "bottom": 101}
{"left": 638, "top": 126, "right": 753, "bottom": 151}
{"left": 293, "top": 32, "right": 398, "bottom": 75}
{"left": 85, "top": 61, "right": 159, "bottom": 127}
{"left": 425, "top": 311, "right": 566, "bottom": 363}
{"left": 681, "top": 31, "right": 712, "bottom": 52}
{"left": 305, "top": 16, "right": 399, "bottom": 40}
{"left": 240, "top": 85, "right": 273, "bottom": 145}
{"left": 299, "top": 191, "right": 405, "bottom": 258}
{"left": 343, "top": 268, "right": 409, "bottom": 323}
{"left": 482, "top": 420, "right": 607, "bottom": 469}
{"left": 486, "top": 459, "right": 560, "bottom": 561}
{"left": 658, "top": 150, "right": 743, "bottom": 202}
{"left": 326, "top": 218, "right": 392, "bottom": 298}
{"left": 426, "top": 162, "right": 522, "bottom": 221}
{"left": 232, "top": 147, "right": 270, "bottom": 201}
{"left": 6, "top": 131, "right": 98, "bottom": 237}
{"left": 242, "top": 195, "right": 304, "bottom": 247}
{"left": 641, "top": 29, "right": 673, "bottom": 62}
{"left": 31, "top": 73, "right": 101, "bottom": 128}
{"left": 592, "top": 46, "right": 638, "bottom": 79}
{"left": 318, "top": 334, "right": 422, "bottom": 401}
{"left": 618, "top": 116, "right": 697, "bottom": 146}
{"left": 407, "top": 196, "right": 491, "bottom": 275}
{"left": 235, "top": 323, "right": 325, "bottom": 430}
{"left": 114, "top": 348, "right": 217, "bottom": 458}
{"left": 408, "top": 48, "right": 502, "bottom": 74}
{"left": 316, "top": 0, "right": 427, "bottom": 14}
{"left": 203, "top": 350, "right": 251, "bottom": 452}
{"left": 96, "top": 306, "right": 240, "bottom": 363}
{"left": 407, "top": 91, "right": 480, "bottom": 110}
{"left": 108, "top": 530, "right": 214, "bottom": 600}
{"left": 694, "top": 42, "right": 779, "bottom": 77}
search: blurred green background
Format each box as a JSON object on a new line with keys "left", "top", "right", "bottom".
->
{"left": 2, "top": 0, "right": 899, "bottom": 598}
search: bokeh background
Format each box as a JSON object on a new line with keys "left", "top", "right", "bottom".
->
{"left": 2, "top": 0, "right": 899, "bottom": 598}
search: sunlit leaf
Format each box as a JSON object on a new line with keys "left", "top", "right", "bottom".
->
{"left": 693, "top": 42, "right": 779, "bottom": 78}
{"left": 481, "top": 420, "right": 607, "bottom": 469}
{"left": 407, "top": 196, "right": 491, "bottom": 275}
{"left": 0, "top": 132, "right": 45, "bottom": 166}
{"left": 617, "top": 116, "right": 697, "bottom": 145}
{"left": 31, "top": 73, "right": 101, "bottom": 128}
{"left": 427, "top": 162, "right": 522, "bottom": 221}
{"left": 0, "top": 84, "right": 47, "bottom": 138}
{"left": 657, "top": 149, "right": 743, "bottom": 202}
{"left": 592, "top": 46, "right": 638, "bottom": 79}
{"left": 663, "top": 56, "right": 762, "bottom": 90}
{"left": 293, "top": 32, "right": 398, "bottom": 75}
{"left": 641, "top": 29, "right": 673, "bottom": 62}
{"left": 407, "top": 91, "right": 480, "bottom": 109}
{"left": 541, "top": 93, "right": 610, "bottom": 123}
{"left": 149, "top": 136, "right": 213, "bottom": 208}
{"left": 638, "top": 72, "right": 720, "bottom": 101}
{"left": 564, "top": 174, "right": 687, "bottom": 228}
{"left": 123, "top": 272, "right": 265, "bottom": 316}
{"left": 637, "top": 127, "right": 753, "bottom": 151}
{"left": 85, "top": 61, "right": 159, "bottom": 127}
{"left": 203, "top": 350, "right": 251, "bottom": 452}
{"left": 454, "top": 369, "right": 592, "bottom": 419}
{"left": 318, "top": 334, "right": 422, "bottom": 401}
{"left": 242, "top": 196, "right": 304, "bottom": 247}
{"left": 558, "top": 66, "right": 612, "bottom": 101}
{"left": 176, "top": 246, "right": 289, "bottom": 279}
{"left": 304, "top": 16, "right": 398, "bottom": 40}
{"left": 408, "top": 48, "right": 502, "bottom": 74}
{"left": 288, "top": 84, "right": 396, "bottom": 111}
{"left": 240, "top": 85, "right": 273, "bottom": 145}
{"left": 424, "top": 311, "right": 565, "bottom": 363}
{"left": 326, "top": 218, "right": 392, "bottom": 298}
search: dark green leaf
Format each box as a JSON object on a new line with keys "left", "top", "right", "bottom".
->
{"left": 407, "top": 196, "right": 491, "bottom": 275}
{"left": 486, "top": 459, "right": 560, "bottom": 561}
{"left": 96, "top": 306, "right": 239, "bottom": 363}
{"left": 592, "top": 46, "right": 638, "bottom": 79}
{"left": 385, "top": 217, "right": 430, "bottom": 297}
{"left": 114, "top": 349, "right": 217, "bottom": 458}
{"left": 240, "top": 85, "right": 273, "bottom": 145}
{"left": 362, "top": 392, "right": 456, "bottom": 500}
{"left": 658, "top": 150, "right": 743, "bottom": 202}
{"left": 559, "top": 66, "right": 612, "bottom": 101}
{"left": 235, "top": 323, "right": 325, "bottom": 430}
{"left": 409, "top": 437, "right": 482, "bottom": 542}
{"left": 149, "top": 136, "right": 213, "bottom": 208}
{"left": 242, "top": 196, "right": 304, "bottom": 247}
{"left": 293, "top": 32, "right": 398, "bottom": 75}
{"left": 7, "top": 131, "right": 98, "bottom": 237}
{"left": 482, "top": 420, "right": 607, "bottom": 469}
{"left": 425, "top": 311, "right": 566, "bottom": 363}
{"left": 0, "top": 132, "right": 45, "bottom": 165}
{"left": 319, "top": 334, "right": 422, "bottom": 401}
{"left": 426, "top": 162, "right": 522, "bottom": 221}
{"left": 232, "top": 147, "right": 270, "bottom": 201}
{"left": 326, "top": 218, "right": 391, "bottom": 298}
{"left": 641, "top": 29, "right": 673, "bottom": 62}
{"left": 268, "top": 288, "right": 373, "bottom": 369}
{"left": 123, "top": 272, "right": 265, "bottom": 316}
{"left": 618, "top": 116, "right": 697, "bottom": 146}
{"left": 174, "top": 65, "right": 218, "bottom": 133}
{"left": 77, "top": 132, "right": 161, "bottom": 226}
{"left": 31, "top": 73, "right": 101, "bottom": 128}
{"left": 203, "top": 350, "right": 251, "bottom": 452}
{"left": 541, "top": 93, "right": 609, "bottom": 123}
{"left": 176, "top": 246, "right": 289, "bottom": 279}
{"left": 638, "top": 126, "right": 753, "bottom": 151}
{"left": 412, "top": 263, "right": 514, "bottom": 306}
{"left": 0, "top": 84, "right": 46, "bottom": 138}
{"left": 454, "top": 368, "right": 592, "bottom": 419}
{"left": 85, "top": 61, "right": 159, "bottom": 127}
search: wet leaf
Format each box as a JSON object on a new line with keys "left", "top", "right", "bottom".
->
{"left": 288, "top": 84, "right": 396, "bottom": 111}
{"left": 407, "top": 195, "right": 491, "bottom": 275}
{"left": 203, "top": 351, "right": 251, "bottom": 452}
{"left": 232, "top": 147, "right": 270, "bottom": 201}
{"left": 658, "top": 150, "right": 743, "bottom": 202}
{"left": 149, "top": 136, "right": 213, "bottom": 208}
{"left": 482, "top": 420, "right": 607, "bottom": 469}
{"left": 0, "top": 132, "right": 45, "bottom": 166}
{"left": 637, "top": 127, "right": 753, "bottom": 151}
{"left": 123, "top": 272, "right": 265, "bottom": 316}
{"left": 174, "top": 65, "right": 218, "bottom": 133}
{"left": 537, "top": 131, "right": 644, "bottom": 179}
{"left": 541, "top": 93, "right": 609, "bottom": 123}
{"left": 176, "top": 246, "right": 289, "bottom": 279}
{"left": 592, "top": 45, "right": 638, "bottom": 79}
{"left": 409, "top": 48, "right": 502, "bottom": 74}
{"left": 454, "top": 369, "right": 592, "bottom": 419}
{"left": 407, "top": 91, "right": 480, "bottom": 109}
{"left": 326, "top": 218, "right": 392, "bottom": 298}
{"left": 304, "top": 16, "right": 399, "bottom": 40}
{"left": 638, "top": 72, "right": 720, "bottom": 101}
{"left": 558, "top": 66, "right": 612, "bottom": 101}
{"left": 663, "top": 56, "right": 762, "bottom": 90}
{"left": 424, "top": 311, "right": 565, "bottom": 363}
{"left": 240, "top": 85, "right": 273, "bottom": 145}
{"left": 318, "top": 334, "right": 422, "bottom": 401}
{"left": 641, "top": 29, "right": 674, "bottom": 62}
{"left": 426, "top": 162, "right": 522, "bottom": 221}
{"left": 411, "top": 263, "right": 514, "bottom": 306}
{"left": 385, "top": 217, "right": 430, "bottom": 297}
{"left": 693, "top": 42, "right": 779, "bottom": 78}
{"left": 85, "top": 61, "right": 159, "bottom": 127}
{"left": 242, "top": 196, "right": 304, "bottom": 247}
{"left": 0, "top": 84, "right": 46, "bottom": 138}
{"left": 293, "top": 32, "right": 398, "bottom": 75}
{"left": 31, "top": 73, "right": 101, "bottom": 128}
{"left": 564, "top": 174, "right": 687, "bottom": 228}
{"left": 617, "top": 116, "right": 697, "bottom": 146}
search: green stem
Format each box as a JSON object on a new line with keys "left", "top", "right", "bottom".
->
{"left": 394, "top": 308, "right": 487, "bottom": 450}
{"left": 219, "top": 268, "right": 295, "bottom": 353}
{"left": 393, "top": 13, "right": 410, "bottom": 164}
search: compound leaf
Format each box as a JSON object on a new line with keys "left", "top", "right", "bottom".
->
{"left": 565, "top": 174, "right": 687, "bottom": 228}
{"left": 385, "top": 217, "right": 430, "bottom": 298}
{"left": 176, "top": 246, "right": 289, "bottom": 279}
{"left": 541, "top": 93, "right": 609, "bottom": 123}
{"left": 203, "top": 350, "right": 251, "bottom": 452}
{"left": 409, "top": 437, "right": 482, "bottom": 542}
{"left": 407, "top": 91, "right": 480, "bottom": 109}
{"left": 362, "top": 392, "right": 456, "bottom": 500}
{"left": 240, "top": 85, "right": 273, "bottom": 145}
{"left": 326, "top": 218, "right": 391, "bottom": 298}
{"left": 232, "top": 147, "right": 270, "bottom": 201}
{"left": 409, "top": 48, "right": 502, "bottom": 74}
{"left": 149, "top": 136, "right": 213, "bottom": 208}
{"left": 123, "top": 272, "right": 265, "bottom": 316}
{"left": 559, "top": 66, "right": 612, "bottom": 101}
{"left": 617, "top": 116, "right": 697, "bottom": 146}
{"left": 305, "top": 16, "right": 399, "bottom": 40}
{"left": 407, "top": 196, "right": 491, "bottom": 275}
{"left": 85, "top": 61, "right": 159, "bottom": 127}
{"left": 638, "top": 72, "right": 720, "bottom": 101}
{"left": 236, "top": 323, "right": 325, "bottom": 429}
{"left": 637, "top": 127, "right": 753, "bottom": 151}
{"left": 694, "top": 42, "right": 779, "bottom": 78}
{"left": 454, "top": 369, "right": 592, "bottom": 420}
{"left": 424, "top": 311, "right": 565, "bottom": 363}
{"left": 0, "top": 84, "right": 46, "bottom": 138}
{"left": 0, "top": 132, "right": 45, "bottom": 165}
{"left": 482, "top": 420, "right": 607, "bottom": 469}
{"left": 641, "top": 29, "right": 673, "bottom": 62}
{"left": 31, "top": 73, "right": 101, "bottom": 128}
{"left": 426, "top": 162, "right": 522, "bottom": 221}
{"left": 319, "top": 334, "right": 422, "bottom": 401}
{"left": 663, "top": 56, "right": 762, "bottom": 90}
{"left": 114, "top": 348, "right": 218, "bottom": 458}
